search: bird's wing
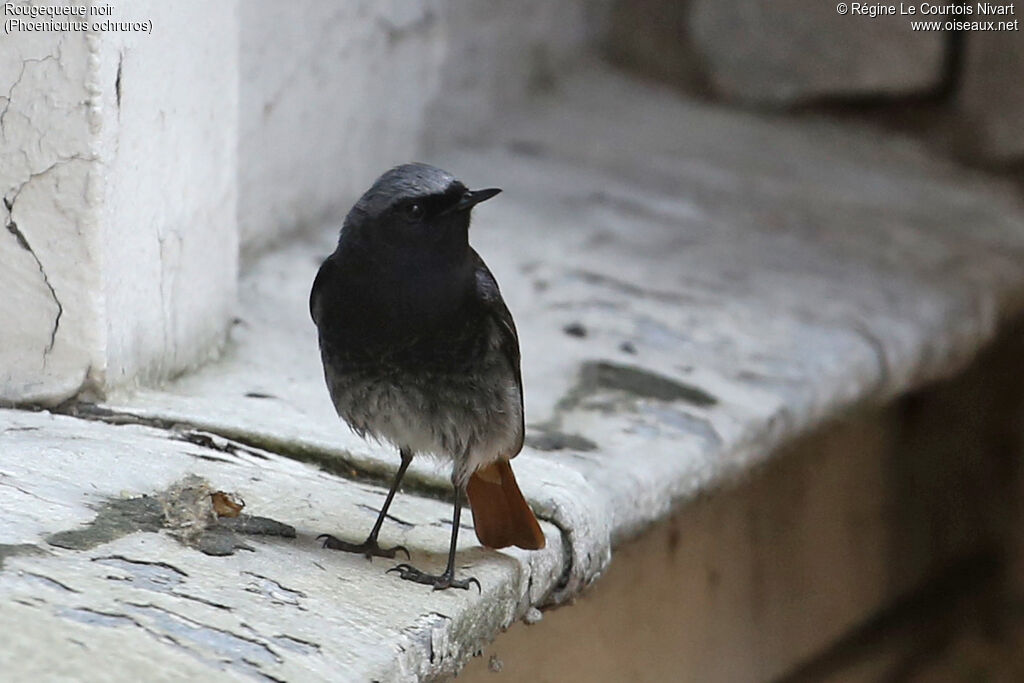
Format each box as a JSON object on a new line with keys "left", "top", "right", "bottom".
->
{"left": 473, "top": 251, "right": 525, "bottom": 457}
{"left": 309, "top": 254, "right": 335, "bottom": 327}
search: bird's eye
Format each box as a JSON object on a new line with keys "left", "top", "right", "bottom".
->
{"left": 405, "top": 202, "right": 424, "bottom": 220}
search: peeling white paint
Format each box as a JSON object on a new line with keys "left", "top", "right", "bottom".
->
{"left": 0, "top": 409, "right": 564, "bottom": 681}
{"left": 1, "top": 24, "right": 102, "bottom": 404}
{"left": 0, "top": 2, "right": 238, "bottom": 405}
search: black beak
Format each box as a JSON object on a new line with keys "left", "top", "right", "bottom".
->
{"left": 448, "top": 187, "right": 502, "bottom": 214}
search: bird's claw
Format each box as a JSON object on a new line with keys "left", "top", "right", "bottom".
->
{"left": 387, "top": 563, "right": 481, "bottom": 592}
{"left": 317, "top": 534, "right": 409, "bottom": 560}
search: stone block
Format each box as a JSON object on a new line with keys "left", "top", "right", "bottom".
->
{"left": 956, "top": 30, "right": 1024, "bottom": 163}
{"left": 688, "top": 0, "right": 948, "bottom": 105}
{"left": 605, "top": 0, "right": 709, "bottom": 91}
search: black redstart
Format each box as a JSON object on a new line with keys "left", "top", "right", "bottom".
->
{"left": 310, "top": 163, "right": 545, "bottom": 590}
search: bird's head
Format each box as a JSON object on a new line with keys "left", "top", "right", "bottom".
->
{"left": 341, "top": 163, "right": 500, "bottom": 263}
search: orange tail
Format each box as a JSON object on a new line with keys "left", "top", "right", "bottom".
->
{"left": 466, "top": 460, "right": 546, "bottom": 550}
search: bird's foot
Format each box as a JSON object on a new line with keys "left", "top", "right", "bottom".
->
{"left": 317, "top": 534, "right": 409, "bottom": 560}
{"left": 387, "top": 563, "right": 481, "bottom": 592}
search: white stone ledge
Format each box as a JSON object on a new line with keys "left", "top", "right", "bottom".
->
{"left": 4, "top": 67, "right": 1024, "bottom": 679}
{"left": 0, "top": 409, "right": 563, "bottom": 681}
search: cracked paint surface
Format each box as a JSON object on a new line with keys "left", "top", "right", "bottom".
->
{"left": 4, "top": 180, "right": 67, "bottom": 356}
{"left": 93, "top": 1, "right": 238, "bottom": 393}
{"left": 0, "top": 409, "right": 565, "bottom": 681}
{"left": 1, "top": 4, "right": 238, "bottom": 405}
{"left": 0, "top": 28, "right": 99, "bottom": 405}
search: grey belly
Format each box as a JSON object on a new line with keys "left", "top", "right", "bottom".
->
{"left": 322, "top": 358, "right": 521, "bottom": 468}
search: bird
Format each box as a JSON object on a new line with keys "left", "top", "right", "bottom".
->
{"left": 309, "top": 162, "right": 545, "bottom": 591}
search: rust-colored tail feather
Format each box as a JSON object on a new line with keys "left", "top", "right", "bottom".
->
{"left": 466, "top": 460, "right": 545, "bottom": 550}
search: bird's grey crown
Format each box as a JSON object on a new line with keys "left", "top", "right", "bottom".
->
{"left": 349, "top": 163, "right": 461, "bottom": 220}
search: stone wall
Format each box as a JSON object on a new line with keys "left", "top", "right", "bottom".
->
{"left": 607, "top": 0, "right": 1024, "bottom": 165}
{"left": 957, "top": 29, "right": 1024, "bottom": 163}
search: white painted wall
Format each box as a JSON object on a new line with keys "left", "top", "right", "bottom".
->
{"left": 1, "top": 24, "right": 102, "bottom": 404}
{"left": 96, "top": 1, "right": 239, "bottom": 388}
{"left": 1, "top": 0, "right": 238, "bottom": 405}
{"left": 238, "top": 0, "right": 610, "bottom": 254}
{"left": 238, "top": 0, "right": 448, "bottom": 256}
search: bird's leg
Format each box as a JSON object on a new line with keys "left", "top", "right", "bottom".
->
{"left": 388, "top": 485, "right": 480, "bottom": 592}
{"left": 318, "top": 448, "right": 412, "bottom": 560}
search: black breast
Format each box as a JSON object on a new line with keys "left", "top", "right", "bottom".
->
{"left": 311, "top": 251, "right": 489, "bottom": 376}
